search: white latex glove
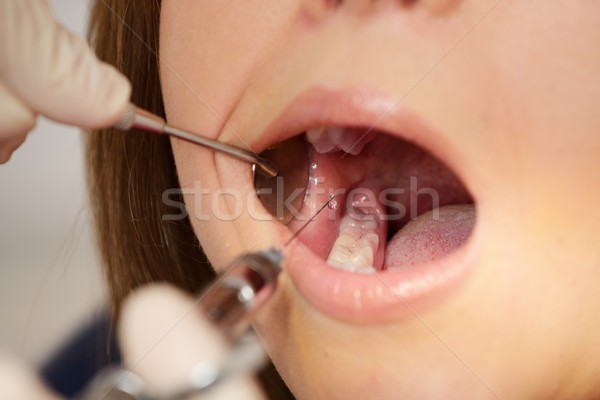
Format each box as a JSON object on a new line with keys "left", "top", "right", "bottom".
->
{"left": 0, "top": 285, "right": 267, "bottom": 400}
{"left": 0, "top": 0, "right": 131, "bottom": 163}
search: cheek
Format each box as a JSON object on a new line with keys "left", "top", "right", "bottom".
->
{"left": 411, "top": 0, "right": 600, "bottom": 239}
{"left": 160, "top": 1, "right": 302, "bottom": 268}
{"left": 171, "top": 138, "right": 279, "bottom": 270}
{"left": 479, "top": 2, "right": 600, "bottom": 237}
{"left": 159, "top": 0, "right": 298, "bottom": 138}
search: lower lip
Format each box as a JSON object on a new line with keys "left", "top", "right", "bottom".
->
{"left": 283, "top": 224, "right": 479, "bottom": 323}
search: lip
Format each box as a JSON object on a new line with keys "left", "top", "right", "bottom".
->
{"left": 258, "top": 86, "right": 479, "bottom": 323}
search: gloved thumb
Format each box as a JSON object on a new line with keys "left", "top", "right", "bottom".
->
{"left": 0, "top": 0, "right": 131, "bottom": 129}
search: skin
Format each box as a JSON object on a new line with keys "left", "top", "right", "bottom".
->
{"left": 159, "top": 1, "right": 600, "bottom": 399}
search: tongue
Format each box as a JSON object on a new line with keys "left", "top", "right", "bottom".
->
{"left": 384, "top": 204, "right": 476, "bottom": 270}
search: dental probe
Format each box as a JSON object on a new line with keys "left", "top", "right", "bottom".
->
{"left": 78, "top": 196, "right": 336, "bottom": 400}
{"left": 113, "top": 103, "right": 278, "bottom": 178}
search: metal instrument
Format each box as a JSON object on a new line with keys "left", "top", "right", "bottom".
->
{"left": 113, "top": 103, "right": 278, "bottom": 178}
{"left": 78, "top": 196, "right": 336, "bottom": 400}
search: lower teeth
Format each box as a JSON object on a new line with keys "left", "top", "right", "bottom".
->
{"left": 326, "top": 214, "right": 379, "bottom": 274}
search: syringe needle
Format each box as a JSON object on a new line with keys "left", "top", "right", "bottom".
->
{"left": 284, "top": 194, "right": 337, "bottom": 247}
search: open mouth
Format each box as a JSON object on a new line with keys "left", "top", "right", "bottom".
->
{"left": 254, "top": 88, "right": 479, "bottom": 322}
{"left": 307, "top": 125, "right": 474, "bottom": 269}
{"left": 260, "top": 127, "right": 475, "bottom": 271}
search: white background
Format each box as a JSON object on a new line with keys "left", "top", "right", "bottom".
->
{"left": 0, "top": 0, "right": 105, "bottom": 365}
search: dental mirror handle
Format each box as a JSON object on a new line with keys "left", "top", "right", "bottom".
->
{"left": 113, "top": 103, "right": 278, "bottom": 178}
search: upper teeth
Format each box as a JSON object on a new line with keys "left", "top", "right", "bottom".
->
{"left": 306, "top": 126, "right": 373, "bottom": 155}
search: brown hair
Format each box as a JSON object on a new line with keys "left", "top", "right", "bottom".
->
{"left": 86, "top": 1, "right": 293, "bottom": 398}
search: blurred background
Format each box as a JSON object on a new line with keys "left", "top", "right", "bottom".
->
{"left": 0, "top": 0, "right": 106, "bottom": 366}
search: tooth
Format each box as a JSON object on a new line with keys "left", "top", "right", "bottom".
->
{"left": 338, "top": 129, "right": 368, "bottom": 155}
{"left": 307, "top": 127, "right": 337, "bottom": 154}
{"left": 307, "top": 126, "right": 372, "bottom": 155}
{"left": 327, "top": 215, "right": 379, "bottom": 274}
{"left": 306, "top": 126, "right": 325, "bottom": 141}
{"left": 327, "top": 126, "right": 345, "bottom": 144}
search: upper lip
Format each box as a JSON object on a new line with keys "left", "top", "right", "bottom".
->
{"left": 254, "top": 86, "right": 467, "bottom": 183}
{"left": 253, "top": 85, "right": 478, "bottom": 323}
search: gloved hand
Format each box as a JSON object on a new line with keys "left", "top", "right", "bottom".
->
{"left": 0, "top": 0, "right": 131, "bottom": 163}
{"left": 119, "top": 285, "right": 267, "bottom": 400}
{"left": 0, "top": 284, "right": 267, "bottom": 400}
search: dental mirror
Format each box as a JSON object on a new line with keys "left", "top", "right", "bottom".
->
{"left": 254, "top": 136, "right": 309, "bottom": 225}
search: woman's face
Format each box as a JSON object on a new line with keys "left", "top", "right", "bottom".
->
{"left": 159, "top": 1, "right": 600, "bottom": 398}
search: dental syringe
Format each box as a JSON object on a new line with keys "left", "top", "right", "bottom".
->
{"left": 199, "top": 194, "right": 336, "bottom": 341}
{"left": 79, "top": 195, "right": 335, "bottom": 400}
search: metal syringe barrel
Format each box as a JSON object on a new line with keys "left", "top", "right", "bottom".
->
{"left": 198, "top": 248, "right": 283, "bottom": 341}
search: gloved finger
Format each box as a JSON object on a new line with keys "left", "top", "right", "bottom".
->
{"left": 0, "top": 0, "right": 131, "bottom": 129}
{"left": 119, "top": 284, "right": 267, "bottom": 400}
{"left": 0, "top": 356, "right": 64, "bottom": 400}
{"left": 0, "top": 82, "right": 35, "bottom": 163}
